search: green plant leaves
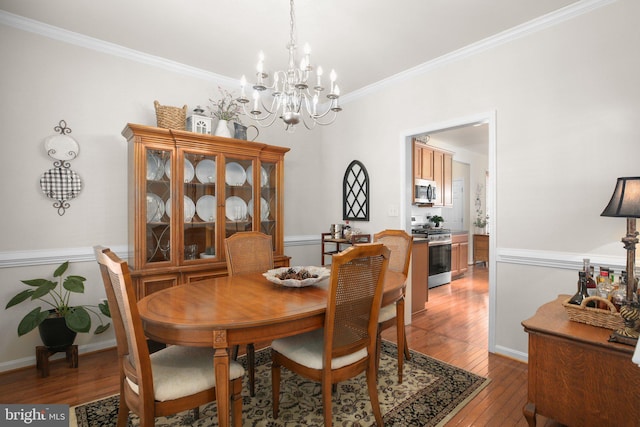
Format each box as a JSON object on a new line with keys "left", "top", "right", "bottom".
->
{"left": 31, "top": 281, "right": 57, "bottom": 299}
{"left": 5, "top": 289, "right": 35, "bottom": 308}
{"left": 65, "top": 307, "right": 90, "bottom": 333}
{"left": 63, "top": 275, "right": 86, "bottom": 293}
{"left": 53, "top": 261, "right": 69, "bottom": 277}
{"left": 7, "top": 261, "right": 110, "bottom": 337}
{"left": 94, "top": 323, "right": 111, "bottom": 334}
{"left": 99, "top": 301, "right": 111, "bottom": 317}
{"left": 17, "top": 307, "right": 49, "bottom": 336}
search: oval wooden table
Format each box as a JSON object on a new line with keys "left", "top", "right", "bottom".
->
{"left": 138, "top": 269, "right": 406, "bottom": 427}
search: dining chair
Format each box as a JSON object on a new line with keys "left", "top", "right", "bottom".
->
{"left": 374, "top": 229, "right": 413, "bottom": 384}
{"left": 224, "top": 231, "right": 274, "bottom": 397}
{"left": 271, "top": 243, "right": 390, "bottom": 427}
{"left": 94, "top": 246, "right": 244, "bottom": 427}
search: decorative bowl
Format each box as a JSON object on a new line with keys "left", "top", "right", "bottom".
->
{"left": 263, "top": 266, "right": 330, "bottom": 288}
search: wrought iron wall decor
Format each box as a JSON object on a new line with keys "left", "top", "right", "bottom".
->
{"left": 343, "top": 160, "right": 369, "bottom": 221}
{"left": 39, "top": 120, "right": 83, "bottom": 215}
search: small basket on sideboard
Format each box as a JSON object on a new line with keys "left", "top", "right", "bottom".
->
{"left": 562, "top": 295, "right": 624, "bottom": 330}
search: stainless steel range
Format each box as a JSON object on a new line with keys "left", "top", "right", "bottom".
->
{"left": 411, "top": 216, "right": 452, "bottom": 288}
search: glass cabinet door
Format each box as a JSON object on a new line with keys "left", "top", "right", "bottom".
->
{"left": 257, "top": 161, "right": 278, "bottom": 248}
{"left": 224, "top": 156, "right": 253, "bottom": 240}
{"left": 145, "top": 148, "right": 172, "bottom": 264}
{"left": 182, "top": 152, "right": 218, "bottom": 262}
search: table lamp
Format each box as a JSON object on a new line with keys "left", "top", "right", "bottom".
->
{"left": 601, "top": 177, "right": 640, "bottom": 345}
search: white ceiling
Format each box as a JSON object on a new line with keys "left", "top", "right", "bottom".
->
{"left": 1, "top": 0, "right": 582, "bottom": 150}
{"left": 1, "top": 0, "right": 579, "bottom": 95}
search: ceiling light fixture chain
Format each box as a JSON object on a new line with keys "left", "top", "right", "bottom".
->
{"left": 237, "top": 0, "right": 341, "bottom": 132}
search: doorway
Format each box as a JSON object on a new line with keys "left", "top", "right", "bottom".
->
{"left": 401, "top": 111, "right": 496, "bottom": 352}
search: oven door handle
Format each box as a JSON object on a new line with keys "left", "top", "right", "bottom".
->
{"left": 428, "top": 240, "right": 452, "bottom": 246}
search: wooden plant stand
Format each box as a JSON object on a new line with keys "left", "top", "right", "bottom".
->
{"left": 36, "top": 345, "right": 78, "bottom": 378}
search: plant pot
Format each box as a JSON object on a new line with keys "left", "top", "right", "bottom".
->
{"left": 38, "top": 312, "right": 77, "bottom": 351}
{"left": 214, "top": 119, "right": 231, "bottom": 137}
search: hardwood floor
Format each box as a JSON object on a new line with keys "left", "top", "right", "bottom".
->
{"left": 0, "top": 265, "right": 562, "bottom": 426}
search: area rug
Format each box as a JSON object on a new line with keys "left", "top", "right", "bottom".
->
{"left": 71, "top": 341, "right": 489, "bottom": 426}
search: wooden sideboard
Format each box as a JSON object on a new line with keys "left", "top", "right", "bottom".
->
{"left": 521, "top": 295, "right": 640, "bottom": 426}
{"left": 473, "top": 234, "right": 489, "bottom": 266}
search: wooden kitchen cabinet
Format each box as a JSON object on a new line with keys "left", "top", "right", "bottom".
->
{"left": 412, "top": 139, "right": 452, "bottom": 207}
{"left": 414, "top": 141, "right": 434, "bottom": 180}
{"left": 473, "top": 234, "right": 489, "bottom": 266}
{"left": 451, "top": 233, "right": 468, "bottom": 278}
{"left": 123, "top": 123, "right": 290, "bottom": 299}
{"left": 522, "top": 295, "right": 640, "bottom": 426}
{"left": 411, "top": 241, "right": 429, "bottom": 313}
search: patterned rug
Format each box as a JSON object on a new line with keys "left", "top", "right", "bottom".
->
{"left": 71, "top": 341, "right": 489, "bottom": 426}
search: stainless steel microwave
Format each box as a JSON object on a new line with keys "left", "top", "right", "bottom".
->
{"left": 414, "top": 179, "right": 437, "bottom": 204}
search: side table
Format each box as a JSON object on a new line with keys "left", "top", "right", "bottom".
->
{"left": 36, "top": 345, "right": 78, "bottom": 378}
{"left": 320, "top": 233, "right": 371, "bottom": 265}
{"left": 522, "top": 295, "right": 640, "bottom": 426}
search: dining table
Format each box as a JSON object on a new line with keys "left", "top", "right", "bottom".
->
{"left": 137, "top": 267, "right": 406, "bottom": 427}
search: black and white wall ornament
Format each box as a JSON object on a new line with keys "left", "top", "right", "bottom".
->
{"left": 39, "top": 120, "right": 82, "bottom": 216}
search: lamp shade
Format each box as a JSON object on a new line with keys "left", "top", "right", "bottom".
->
{"left": 601, "top": 177, "right": 640, "bottom": 218}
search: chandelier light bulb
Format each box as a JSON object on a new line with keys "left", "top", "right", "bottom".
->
{"left": 251, "top": 90, "right": 261, "bottom": 115}
{"left": 240, "top": 75, "right": 247, "bottom": 98}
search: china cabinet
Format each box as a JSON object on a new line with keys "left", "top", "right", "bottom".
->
{"left": 122, "top": 123, "right": 290, "bottom": 299}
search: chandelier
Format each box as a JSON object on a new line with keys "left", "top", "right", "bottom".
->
{"left": 237, "top": 0, "right": 342, "bottom": 132}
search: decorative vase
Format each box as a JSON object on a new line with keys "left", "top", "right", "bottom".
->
{"left": 38, "top": 311, "right": 77, "bottom": 350}
{"left": 214, "top": 119, "right": 231, "bottom": 137}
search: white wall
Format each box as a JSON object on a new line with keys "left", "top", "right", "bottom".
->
{"left": 1, "top": 0, "right": 639, "bottom": 370}
{"left": 0, "top": 22, "right": 324, "bottom": 370}
{"left": 321, "top": 0, "right": 639, "bottom": 359}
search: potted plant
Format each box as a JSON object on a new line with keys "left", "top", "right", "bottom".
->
{"left": 430, "top": 215, "right": 444, "bottom": 228}
{"left": 474, "top": 211, "right": 489, "bottom": 233}
{"left": 5, "top": 261, "right": 110, "bottom": 349}
{"left": 208, "top": 86, "right": 243, "bottom": 137}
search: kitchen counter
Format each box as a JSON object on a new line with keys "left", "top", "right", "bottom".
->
{"left": 451, "top": 230, "right": 468, "bottom": 235}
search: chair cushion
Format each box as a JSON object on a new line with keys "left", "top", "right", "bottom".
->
{"left": 378, "top": 302, "right": 397, "bottom": 323}
{"left": 126, "top": 345, "right": 244, "bottom": 402}
{"left": 272, "top": 329, "right": 368, "bottom": 370}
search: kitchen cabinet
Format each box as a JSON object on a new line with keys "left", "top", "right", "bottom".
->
{"left": 451, "top": 233, "right": 469, "bottom": 278}
{"left": 473, "top": 234, "right": 489, "bottom": 266}
{"left": 413, "top": 141, "right": 434, "bottom": 180}
{"left": 122, "top": 123, "right": 291, "bottom": 299}
{"left": 412, "top": 139, "right": 453, "bottom": 207}
{"left": 411, "top": 240, "right": 429, "bottom": 313}
{"left": 522, "top": 295, "right": 640, "bottom": 426}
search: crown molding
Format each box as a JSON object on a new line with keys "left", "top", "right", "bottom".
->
{"left": 0, "top": 10, "right": 237, "bottom": 87}
{"left": 341, "top": 0, "right": 617, "bottom": 104}
{"left": 0, "top": 0, "right": 618, "bottom": 101}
